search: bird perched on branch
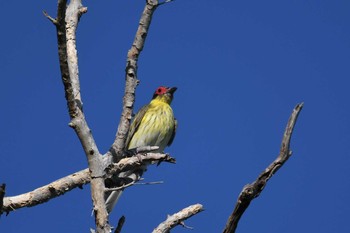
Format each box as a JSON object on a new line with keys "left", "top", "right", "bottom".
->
{"left": 105, "top": 86, "right": 177, "bottom": 213}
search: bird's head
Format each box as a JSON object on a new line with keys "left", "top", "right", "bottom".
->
{"left": 152, "top": 86, "right": 177, "bottom": 104}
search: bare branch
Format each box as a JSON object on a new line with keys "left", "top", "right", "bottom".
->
{"left": 43, "top": 10, "right": 57, "bottom": 25}
{"left": 1, "top": 153, "right": 172, "bottom": 214}
{"left": 109, "top": 0, "right": 160, "bottom": 163}
{"left": 158, "top": 0, "right": 176, "bottom": 6}
{"left": 114, "top": 216, "right": 125, "bottom": 233}
{"left": 223, "top": 103, "right": 304, "bottom": 233}
{"left": 103, "top": 1, "right": 166, "bottom": 216}
{"left": 105, "top": 153, "right": 176, "bottom": 178}
{"left": 153, "top": 204, "right": 204, "bottom": 233}
{"left": 40, "top": 1, "right": 176, "bottom": 231}
{"left": 65, "top": 0, "right": 85, "bottom": 109}
{"left": 105, "top": 180, "right": 137, "bottom": 192}
{"left": 127, "top": 145, "right": 160, "bottom": 155}
{"left": 2, "top": 169, "right": 90, "bottom": 214}
{"left": 0, "top": 184, "right": 5, "bottom": 215}
{"left": 50, "top": 1, "right": 108, "bottom": 230}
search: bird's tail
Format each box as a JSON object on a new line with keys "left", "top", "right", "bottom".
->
{"left": 104, "top": 167, "right": 146, "bottom": 213}
{"left": 105, "top": 190, "right": 123, "bottom": 214}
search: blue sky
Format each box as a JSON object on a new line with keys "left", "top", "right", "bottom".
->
{"left": 1, "top": 0, "right": 349, "bottom": 232}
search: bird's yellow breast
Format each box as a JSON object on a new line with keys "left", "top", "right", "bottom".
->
{"left": 128, "top": 99, "right": 175, "bottom": 152}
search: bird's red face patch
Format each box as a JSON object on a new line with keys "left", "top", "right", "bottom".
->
{"left": 154, "top": 86, "right": 169, "bottom": 96}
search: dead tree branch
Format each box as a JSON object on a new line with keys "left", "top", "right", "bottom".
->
{"left": 105, "top": 153, "right": 176, "bottom": 179}
{"left": 1, "top": 153, "right": 173, "bottom": 214}
{"left": 2, "top": 170, "right": 90, "bottom": 214}
{"left": 108, "top": 0, "right": 160, "bottom": 163}
{"left": 0, "top": 184, "right": 5, "bottom": 215}
{"left": 114, "top": 216, "right": 126, "bottom": 233}
{"left": 3, "top": 0, "right": 199, "bottom": 231}
{"left": 223, "top": 103, "right": 304, "bottom": 233}
{"left": 46, "top": 1, "right": 109, "bottom": 231}
{"left": 47, "top": 1, "right": 167, "bottom": 229}
{"left": 101, "top": 0, "right": 165, "bottom": 218}
{"left": 152, "top": 204, "right": 204, "bottom": 233}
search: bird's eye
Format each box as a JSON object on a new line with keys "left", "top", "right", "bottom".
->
{"left": 157, "top": 88, "right": 162, "bottom": 93}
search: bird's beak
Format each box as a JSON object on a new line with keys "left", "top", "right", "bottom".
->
{"left": 168, "top": 87, "right": 177, "bottom": 94}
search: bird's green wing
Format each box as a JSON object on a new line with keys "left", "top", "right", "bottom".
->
{"left": 125, "top": 105, "right": 148, "bottom": 149}
{"left": 167, "top": 118, "right": 177, "bottom": 146}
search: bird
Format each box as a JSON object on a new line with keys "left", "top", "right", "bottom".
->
{"left": 105, "top": 86, "right": 177, "bottom": 213}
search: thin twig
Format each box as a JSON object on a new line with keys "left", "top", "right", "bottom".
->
{"left": 179, "top": 221, "right": 194, "bottom": 230}
{"left": 135, "top": 181, "right": 164, "bottom": 185}
{"left": 153, "top": 204, "right": 204, "bottom": 233}
{"left": 105, "top": 181, "right": 164, "bottom": 192}
{"left": 158, "top": 0, "right": 176, "bottom": 6}
{"left": 223, "top": 103, "right": 304, "bottom": 233}
{"left": 43, "top": 10, "right": 57, "bottom": 25}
